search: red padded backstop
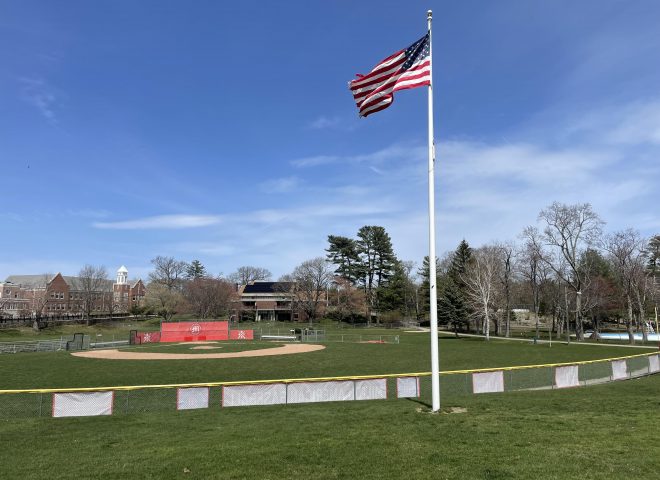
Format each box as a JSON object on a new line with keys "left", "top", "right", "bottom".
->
{"left": 160, "top": 321, "right": 229, "bottom": 342}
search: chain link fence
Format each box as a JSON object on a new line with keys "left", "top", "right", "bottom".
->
{"left": 0, "top": 352, "right": 657, "bottom": 419}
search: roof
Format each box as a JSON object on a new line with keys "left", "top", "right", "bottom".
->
{"left": 242, "top": 281, "right": 293, "bottom": 294}
{"left": 4, "top": 274, "right": 113, "bottom": 291}
{"left": 5, "top": 275, "right": 54, "bottom": 289}
{"left": 117, "top": 265, "right": 128, "bottom": 273}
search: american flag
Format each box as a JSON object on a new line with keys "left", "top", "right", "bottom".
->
{"left": 349, "top": 33, "right": 431, "bottom": 117}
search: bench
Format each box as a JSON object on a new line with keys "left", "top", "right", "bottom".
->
{"left": 260, "top": 335, "right": 298, "bottom": 341}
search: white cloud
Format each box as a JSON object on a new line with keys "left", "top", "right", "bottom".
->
{"left": 93, "top": 214, "right": 222, "bottom": 230}
{"left": 19, "top": 77, "right": 60, "bottom": 123}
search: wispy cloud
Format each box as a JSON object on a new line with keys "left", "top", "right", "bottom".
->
{"left": 307, "top": 115, "right": 359, "bottom": 132}
{"left": 290, "top": 143, "right": 426, "bottom": 168}
{"left": 258, "top": 176, "right": 301, "bottom": 193}
{"left": 308, "top": 116, "right": 341, "bottom": 130}
{"left": 66, "top": 208, "right": 111, "bottom": 219}
{"left": 19, "top": 77, "right": 60, "bottom": 123}
{"left": 93, "top": 214, "right": 222, "bottom": 230}
{"left": 0, "top": 213, "right": 23, "bottom": 222}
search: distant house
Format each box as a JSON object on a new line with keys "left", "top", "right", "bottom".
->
{"left": 0, "top": 266, "right": 145, "bottom": 318}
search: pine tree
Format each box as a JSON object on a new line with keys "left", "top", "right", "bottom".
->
{"left": 326, "top": 235, "right": 362, "bottom": 283}
{"left": 186, "top": 260, "right": 207, "bottom": 280}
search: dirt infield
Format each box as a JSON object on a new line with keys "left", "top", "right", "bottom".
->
{"left": 72, "top": 343, "right": 325, "bottom": 360}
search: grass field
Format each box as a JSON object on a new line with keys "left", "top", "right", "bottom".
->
{"left": 0, "top": 373, "right": 658, "bottom": 479}
{"left": 0, "top": 329, "right": 653, "bottom": 390}
{"left": 0, "top": 322, "right": 658, "bottom": 479}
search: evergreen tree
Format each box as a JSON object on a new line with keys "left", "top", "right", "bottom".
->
{"left": 326, "top": 235, "right": 362, "bottom": 283}
{"left": 449, "top": 239, "right": 472, "bottom": 286}
{"left": 186, "top": 260, "right": 207, "bottom": 280}
{"left": 417, "top": 255, "right": 440, "bottom": 317}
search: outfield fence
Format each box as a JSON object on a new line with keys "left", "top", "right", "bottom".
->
{"left": 256, "top": 328, "right": 400, "bottom": 344}
{"left": 0, "top": 351, "right": 657, "bottom": 419}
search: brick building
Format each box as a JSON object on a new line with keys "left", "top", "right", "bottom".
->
{"left": 0, "top": 266, "right": 145, "bottom": 318}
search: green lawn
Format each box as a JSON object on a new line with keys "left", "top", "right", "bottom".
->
{"left": 0, "top": 374, "right": 658, "bottom": 479}
{"left": 0, "top": 331, "right": 654, "bottom": 390}
{"left": 0, "top": 328, "right": 658, "bottom": 479}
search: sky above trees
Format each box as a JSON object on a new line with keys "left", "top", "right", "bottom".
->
{"left": 1, "top": 1, "right": 659, "bottom": 280}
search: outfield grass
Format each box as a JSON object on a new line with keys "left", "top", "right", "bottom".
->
{"left": 0, "top": 331, "right": 654, "bottom": 390}
{"left": 0, "top": 373, "right": 657, "bottom": 479}
{"left": 0, "top": 328, "right": 658, "bottom": 479}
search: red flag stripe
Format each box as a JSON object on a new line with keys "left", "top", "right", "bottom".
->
{"left": 352, "top": 60, "right": 430, "bottom": 103}
{"left": 349, "top": 52, "right": 405, "bottom": 88}
{"left": 355, "top": 65, "right": 431, "bottom": 109}
{"left": 358, "top": 78, "right": 430, "bottom": 117}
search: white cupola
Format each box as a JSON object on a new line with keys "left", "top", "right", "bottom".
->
{"left": 116, "top": 265, "right": 128, "bottom": 285}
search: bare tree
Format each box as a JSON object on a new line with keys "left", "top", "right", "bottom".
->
{"left": 149, "top": 256, "right": 188, "bottom": 291}
{"left": 538, "top": 202, "right": 604, "bottom": 341}
{"left": 290, "top": 257, "right": 333, "bottom": 324}
{"left": 228, "top": 266, "right": 272, "bottom": 285}
{"left": 603, "top": 229, "right": 646, "bottom": 344}
{"left": 497, "top": 241, "right": 516, "bottom": 337}
{"left": 462, "top": 245, "right": 501, "bottom": 340}
{"left": 184, "top": 276, "right": 237, "bottom": 319}
{"left": 76, "top": 265, "right": 109, "bottom": 325}
{"left": 519, "top": 227, "right": 551, "bottom": 340}
{"left": 329, "top": 277, "right": 367, "bottom": 324}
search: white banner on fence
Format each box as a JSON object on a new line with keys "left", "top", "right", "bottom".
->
{"left": 554, "top": 365, "right": 580, "bottom": 389}
{"left": 649, "top": 355, "right": 660, "bottom": 374}
{"left": 472, "top": 371, "right": 504, "bottom": 394}
{"left": 177, "top": 387, "right": 209, "bottom": 410}
{"left": 396, "top": 377, "right": 419, "bottom": 398}
{"left": 287, "top": 381, "right": 354, "bottom": 404}
{"left": 222, "top": 383, "right": 287, "bottom": 407}
{"left": 355, "top": 378, "right": 387, "bottom": 401}
{"left": 611, "top": 360, "right": 628, "bottom": 380}
{"left": 52, "top": 391, "right": 113, "bottom": 418}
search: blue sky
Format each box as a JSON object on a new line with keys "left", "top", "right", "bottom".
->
{"left": 1, "top": 0, "right": 659, "bottom": 281}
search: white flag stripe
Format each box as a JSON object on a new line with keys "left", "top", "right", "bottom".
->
{"left": 357, "top": 65, "right": 431, "bottom": 110}
{"left": 354, "top": 61, "right": 430, "bottom": 103}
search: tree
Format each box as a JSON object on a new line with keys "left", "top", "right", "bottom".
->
{"left": 356, "top": 226, "right": 397, "bottom": 322}
{"left": 184, "top": 276, "right": 236, "bottom": 318}
{"left": 228, "top": 266, "right": 272, "bottom": 285}
{"left": 186, "top": 260, "right": 207, "bottom": 280}
{"left": 146, "top": 283, "right": 186, "bottom": 322}
{"left": 377, "top": 259, "right": 418, "bottom": 318}
{"left": 519, "top": 228, "right": 546, "bottom": 340}
{"left": 461, "top": 245, "right": 501, "bottom": 340}
{"left": 290, "top": 257, "right": 333, "bottom": 324}
{"left": 417, "top": 255, "right": 441, "bottom": 319}
{"left": 326, "top": 235, "right": 362, "bottom": 284}
{"left": 603, "top": 229, "right": 646, "bottom": 344}
{"left": 76, "top": 265, "right": 109, "bottom": 325}
{"left": 538, "top": 202, "right": 604, "bottom": 341}
{"left": 149, "top": 256, "right": 188, "bottom": 291}
{"left": 328, "top": 277, "right": 367, "bottom": 324}
{"left": 497, "top": 241, "right": 516, "bottom": 337}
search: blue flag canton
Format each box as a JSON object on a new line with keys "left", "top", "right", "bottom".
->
{"left": 402, "top": 33, "right": 430, "bottom": 71}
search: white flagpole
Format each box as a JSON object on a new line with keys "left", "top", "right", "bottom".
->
{"left": 427, "top": 10, "right": 441, "bottom": 412}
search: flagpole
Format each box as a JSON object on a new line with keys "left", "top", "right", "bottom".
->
{"left": 427, "top": 9, "right": 441, "bottom": 412}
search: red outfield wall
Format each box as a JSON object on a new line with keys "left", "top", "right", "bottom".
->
{"left": 160, "top": 321, "right": 230, "bottom": 342}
